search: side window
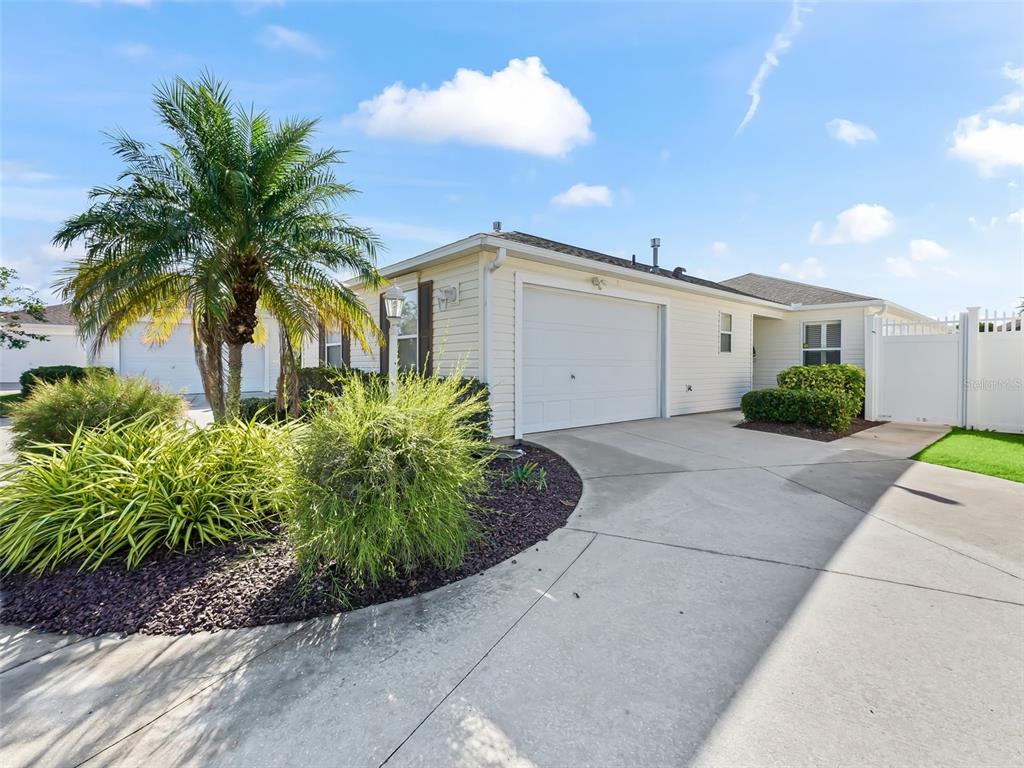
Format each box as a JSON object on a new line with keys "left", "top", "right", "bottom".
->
{"left": 719, "top": 312, "right": 733, "bottom": 353}
{"left": 396, "top": 287, "right": 419, "bottom": 371}
{"left": 324, "top": 330, "right": 343, "bottom": 367}
{"left": 802, "top": 321, "right": 841, "bottom": 365}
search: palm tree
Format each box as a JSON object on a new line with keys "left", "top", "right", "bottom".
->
{"left": 53, "top": 73, "right": 383, "bottom": 420}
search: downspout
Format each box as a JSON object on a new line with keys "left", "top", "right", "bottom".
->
{"left": 481, "top": 246, "right": 507, "bottom": 384}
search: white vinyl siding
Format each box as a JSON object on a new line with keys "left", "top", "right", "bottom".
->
{"left": 752, "top": 306, "right": 869, "bottom": 389}
{"left": 346, "top": 251, "right": 483, "bottom": 378}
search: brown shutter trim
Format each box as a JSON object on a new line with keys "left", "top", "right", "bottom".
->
{"left": 341, "top": 330, "right": 351, "bottom": 367}
{"left": 317, "top": 322, "right": 326, "bottom": 365}
{"left": 379, "top": 292, "right": 389, "bottom": 374}
{"left": 418, "top": 280, "right": 433, "bottom": 376}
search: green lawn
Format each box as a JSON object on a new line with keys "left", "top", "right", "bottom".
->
{"left": 0, "top": 393, "right": 24, "bottom": 417}
{"left": 914, "top": 428, "right": 1024, "bottom": 483}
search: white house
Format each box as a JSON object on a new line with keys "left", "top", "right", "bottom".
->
{"left": 1, "top": 305, "right": 285, "bottom": 395}
{"left": 1, "top": 227, "right": 934, "bottom": 435}
{"left": 330, "top": 228, "right": 932, "bottom": 438}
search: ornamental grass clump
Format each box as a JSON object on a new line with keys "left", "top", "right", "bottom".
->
{"left": 289, "top": 372, "right": 493, "bottom": 586}
{"left": 10, "top": 370, "right": 184, "bottom": 452}
{"left": 0, "top": 419, "right": 298, "bottom": 574}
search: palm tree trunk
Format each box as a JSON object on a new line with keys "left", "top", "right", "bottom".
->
{"left": 225, "top": 342, "right": 244, "bottom": 419}
{"left": 276, "top": 327, "right": 301, "bottom": 417}
{"left": 194, "top": 323, "right": 225, "bottom": 421}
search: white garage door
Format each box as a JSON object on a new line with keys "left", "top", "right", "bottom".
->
{"left": 120, "top": 324, "right": 266, "bottom": 394}
{"left": 522, "top": 286, "right": 661, "bottom": 433}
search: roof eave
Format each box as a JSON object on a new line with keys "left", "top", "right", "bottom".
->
{"left": 354, "top": 234, "right": 792, "bottom": 311}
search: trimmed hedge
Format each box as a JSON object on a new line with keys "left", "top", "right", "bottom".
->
{"left": 741, "top": 388, "right": 854, "bottom": 432}
{"left": 19, "top": 365, "right": 115, "bottom": 396}
{"left": 776, "top": 363, "right": 864, "bottom": 415}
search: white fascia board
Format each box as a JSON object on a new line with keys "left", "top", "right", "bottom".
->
{"left": 789, "top": 300, "right": 885, "bottom": 312}
{"left": 344, "top": 234, "right": 489, "bottom": 287}
{"left": 479, "top": 235, "right": 790, "bottom": 311}
{"left": 881, "top": 301, "right": 935, "bottom": 322}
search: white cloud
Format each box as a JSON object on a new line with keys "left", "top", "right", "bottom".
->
{"left": 1008, "top": 207, "right": 1024, "bottom": 227}
{"left": 909, "top": 238, "right": 951, "bottom": 261}
{"left": 809, "top": 203, "right": 895, "bottom": 245}
{"left": 551, "top": 183, "right": 613, "bottom": 208}
{"left": 968, "top": 215, "right": 999, "bottom": 232}
{"left": 711, "top": 241, "right": 729, "bottom": 256}
{"left": 356, "top": 218, "right": 460, "bottom": 246}
{"left": 112, "top": 42, "right": 153, "bottom": 59}
{"left": 0, "top": 162, "right": 54, "bottom": 183}
{"left": 736, "top": 2, "right": 812, "bottom": 133}
{"left": 886, "top": 257, "right": 916, "bottom": 278}
{"left": 826, "top": 118, "right": 877, "bottom": 145}
{"left": 347, "top": 57, "right": 594, "bottom": 157}
{"left": 779, "top": 256, "right": 824, "bottom": 281}
{"left": 256, "top": 25, "right": 326, "bottom": 59}
{"left": 950, "top": 62, "right": 1024, "bottom": 175}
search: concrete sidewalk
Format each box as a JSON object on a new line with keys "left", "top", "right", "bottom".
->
{"left": 2, "top": 413, "right": 1021, "bottom": 767}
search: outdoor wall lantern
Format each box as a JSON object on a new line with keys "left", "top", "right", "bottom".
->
{"left": 384, "top": 283, "right": 406, "bottom": 395}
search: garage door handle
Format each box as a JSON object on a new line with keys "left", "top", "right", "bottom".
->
{"left": 570, "top": 373, "right": 576, "bottom": 380}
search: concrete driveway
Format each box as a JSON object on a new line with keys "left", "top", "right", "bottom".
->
{"left": 2, "top": 412, "right": 1022, "bottom": 767}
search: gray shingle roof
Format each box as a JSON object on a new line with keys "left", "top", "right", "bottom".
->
{"left": 718, "top": 273, "right": 878, "bottom": 306}
{"left": 0, "top": 303, "right": 74, "bottom": 325}
{"left": 497, "top": 231, "right": 766, "bottom": 300}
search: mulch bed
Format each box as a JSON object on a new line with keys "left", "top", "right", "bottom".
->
{"left": 0, "top": 444, "right": 581, "bottom": 637}
{"left": 737, "top": 417, "right": 886, "bottom": 443}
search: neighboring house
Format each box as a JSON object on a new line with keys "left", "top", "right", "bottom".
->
{"left": 332, "top": 227, "right": 932, "bottom": 438}
{"left": 1, "top": 305, "right": 284, "bottom": 393}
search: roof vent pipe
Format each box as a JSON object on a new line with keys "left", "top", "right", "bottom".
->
{"left": 650, "top": 237, "right": 660, "bottom": 272}
{"left": 492, "top": 221, "right": 502, "bottom": 233}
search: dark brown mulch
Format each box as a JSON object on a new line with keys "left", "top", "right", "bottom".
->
{"left": 737, "top": 417, "right": 887, "bottom": 443}
{"left": 0, "top": 445, "right": 581, "bottom": 637}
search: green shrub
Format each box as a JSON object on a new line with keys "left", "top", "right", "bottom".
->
{"left": 776, "top": 363, "right": 865, "bottom": 415}
{"left": 19, "top": 365, "right": 114, "bottom": 396}
{"left": 289, "top": 372, "right": 493, "bottom": 586}
{"left": 238, "top": 396, "right": 288, "bottom": 423}
{"left": 741, "top": 388, "right": 854, "bottom": 432}
{"left": 298, "top": 366, "right": 491, "bottom": 437}
{"left": 9, "top": 371, "right": 184, "bottom": 452}
{"left": 0, "top": 419, "right": 298, "bottom": 574}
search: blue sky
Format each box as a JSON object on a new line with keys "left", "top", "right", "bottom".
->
{"left": 1, "top": 0, "right": 1022, "bottom": 316}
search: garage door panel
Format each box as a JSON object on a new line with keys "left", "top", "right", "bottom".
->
{"left": 120, "top": 325, "right": 265, "bottom": 394}
{"left": 522, "top": 286, "right": 661, "bottom": 433}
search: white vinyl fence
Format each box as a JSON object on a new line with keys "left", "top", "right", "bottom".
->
{"left": 865, "top": 308, "right": 1024, "bottom": 434}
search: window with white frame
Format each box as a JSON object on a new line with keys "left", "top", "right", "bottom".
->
{"left": 324, "top": 329, "right": 343, "bottom": 367}
{"left": 802, "top": 321, "right": 841, "bottom": 365}
{"left": 719, "top": 312, "right": 733, "bottom": 353}
{"left": 396, "top": 287, "right": 419, "bottom": 371}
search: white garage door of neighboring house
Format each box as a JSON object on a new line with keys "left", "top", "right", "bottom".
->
{"left": 521, "top": 286, "right": 661, "bottom": 434}
{"left": 120, "top": 324, "right": 266, "bottom": 394}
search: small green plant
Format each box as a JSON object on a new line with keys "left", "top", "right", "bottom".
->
{"left": 289, "top": 371, "right": 492, "bottom": 586}
{"left": 503, "top": 461, "right": 548, "bottom": 490}
{"left": 9, "top": 370, "right": 184, "bottom": 452}
{"left": 0, "top": 418, "right": 298, "bottom": 574}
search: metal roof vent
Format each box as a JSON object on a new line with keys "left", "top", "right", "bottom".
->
{"left": 492, "top": 221, "right": 502, "bottom": 233}
{"left": 672, "top": 266, "right": 687, "bottom": 277}
{"left": 650, "top": 237, "right": 660, "bottom": 272}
